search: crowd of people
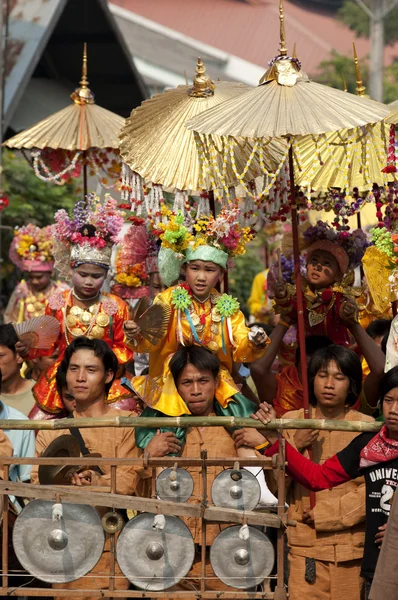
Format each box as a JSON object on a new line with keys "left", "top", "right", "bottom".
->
{"left": 1, "top": 195, "right": 398, "bottom": 600}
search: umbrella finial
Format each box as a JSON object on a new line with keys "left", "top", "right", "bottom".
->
{"left": 188, "top": 58, "right": 215, "bottom": 98}
{"left": 353, "top": 42, "right": 366, "bottom": 97}
{"left": 80, "top": 42, "right": 89, "bottom": 88}
{"left": 292, "top": 43, "right": 297, "bottom": 59}
{"left": 341, "top": 73, "right": 347, "bottom": 92}
{"left": 279, "top": 0, "right": 288, "bottom": 56}
{"left": 71, "top": 42, "right": 95, "bottom": 105}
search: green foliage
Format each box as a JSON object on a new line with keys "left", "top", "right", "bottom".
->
{"left": 228, "top": 242, "right": 263, "bottom": 318}
{"left": 0, "top": 149, "right": 78, "bottom": 296}
{"left": 2, "top": 149, "right": 77, "bottom": 227}
{"left": 338, "top": 0, "right": 398, "bottom": 45}
{"left": 315, "top": 50, "right": 368, "bottom": 93}
{"left": 314, "top": 51, "right": 398, "bottom": 103}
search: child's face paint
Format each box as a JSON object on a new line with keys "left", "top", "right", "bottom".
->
{"left": 307, "top": 250, "right": 340, "bottom": 289}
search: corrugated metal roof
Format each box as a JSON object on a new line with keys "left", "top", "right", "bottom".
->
{"left": 110, "top": 0, "right": 398, "bottom": 75}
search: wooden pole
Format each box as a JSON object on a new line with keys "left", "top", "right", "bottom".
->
{"left": 288, "top": 144, "right": 314, "bottom": 506}
{"left": 0, "top": 416, "right": 382, "bottom": 433}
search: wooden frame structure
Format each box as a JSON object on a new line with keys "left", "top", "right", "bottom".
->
{"left": 0, "top": 429, "right": 288, "bottom": 599}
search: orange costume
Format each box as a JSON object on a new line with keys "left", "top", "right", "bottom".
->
{"left": 32, "top": 289, "right": 132, "bottom": 413}
{"left": 274, "top": 364, "right": 303, "bottom": 417}
{"left": 31, "top": 194, "right": 134, "bottom": 414}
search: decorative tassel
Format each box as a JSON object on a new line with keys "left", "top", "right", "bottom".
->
{"left": 177, "top": 309, "right": 185, "bottom": 346}
{"left": 227, "top": 317, "right": 235, "bottom": 347}
{"left": 173, "top": 190, "right": 188, "bottom": 214}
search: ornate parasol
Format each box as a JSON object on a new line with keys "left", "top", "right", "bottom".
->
{"left": 186, "top": 0, "right": 389, "bottom": 490}
{"left": 118, "top": 58, "right": 288, "bottom": 210}
{"left": 4, "top": 44, "right": 125, "bottom": 196}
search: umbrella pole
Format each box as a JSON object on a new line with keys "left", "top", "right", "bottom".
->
{"left": 209, "top": 190, "right": 228, "bottom": 292}
{"left": 83, "top": 150, "right": 88, "bottom": 201}
{"left": 288, "top": 145, "right": 315, "bottom": 508}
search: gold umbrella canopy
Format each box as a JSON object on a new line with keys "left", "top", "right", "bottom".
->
{"left": 186, "top": 61, "right": 389, "bottom": 139}
{"left": 4, "top": 46, "right": 125, "bottom": 151}
{"left": 119, "top": 58, "right": 288, "bottom": 191}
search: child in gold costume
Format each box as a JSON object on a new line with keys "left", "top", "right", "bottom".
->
{"left": 4, "top": 225, "right": 68, "bottom": 323}
{"left": 124, "top": 206, "right": 278, "bottom": 506}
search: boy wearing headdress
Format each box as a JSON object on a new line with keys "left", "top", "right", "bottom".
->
{"left": 273, "top": 222, "right": 368, "bottom": 346}
{"left": 124, "top": 205, "right": 277, "bottom": 506}
{"left": 19, "top": 194, "right": 136, "bottom": 415}
{"left": 4, "top": 225, "right": 68, "bottom": 324}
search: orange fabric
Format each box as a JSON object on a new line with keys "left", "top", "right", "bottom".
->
{"left": 274, "top": 365, "right": 303, "bottom": 417}
{"left": 180, "top": 424, "right": 238, "bottom": 545}
{"left": 283, "top": 407, "right": 374, "bottom": 563}
{"left": 288, "top": 554, "right": 363, "bottom": 600}
{"left": 32, "top": 290, "right": 133, "bottom": 412}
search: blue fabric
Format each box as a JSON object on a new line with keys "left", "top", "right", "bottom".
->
{"left": 184, "top": 309, "right": 201, "bottom": 344}
{"left": 0, "top": 401, "right": 35, "bottom": 482}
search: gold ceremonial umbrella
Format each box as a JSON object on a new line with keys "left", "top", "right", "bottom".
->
{"left": 119, "top": 58, "right": 288, "bottom": 192}
{"left": 186, "top": 0, "right": 390, "bottom": 477}
{"left": 4, "top": 45, "right": 124, "bottom": 193}
{"left": 293, "top": 46, "right": 392, "bottom": 192}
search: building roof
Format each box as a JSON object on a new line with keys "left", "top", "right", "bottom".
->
{"left": 110, "top": 3, "right": 265, "bottom": 88}
{"left": 4, "top": 0, "right": 148, "bottom": 133}
{"left": 110, "top": 0, "right": 398, "bottom": 76}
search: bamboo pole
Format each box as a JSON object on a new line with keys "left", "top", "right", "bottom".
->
{"left": 0, "top": 417, "right": 382, "bottom": 432}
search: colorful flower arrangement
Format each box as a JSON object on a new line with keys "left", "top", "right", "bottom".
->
{"left": 13, "top": 224, "right": 54, "bottom": 262}
{"left": 370, "top": 227, "right": 398, "bottom": 264}
{"left": 151, "top": 206, "right": 193, "bottom": 255}
{"left": 53, "top": 193, "right": 124, "bottom": 248}
{"left": 115, "top": 262, "right": 148, "bottom": 288}
{"left": 192, "top": 206, "right": 254, "bottom": 257}
{"left": 303, "top": 221, "right": 369, "bottom": 269}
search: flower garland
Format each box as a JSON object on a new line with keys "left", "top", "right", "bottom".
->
{"left": 115, "top": 262, "right": 148, "bottom": 288}
{"left": 32, "top": 150, "right": 82, "bottom": 185}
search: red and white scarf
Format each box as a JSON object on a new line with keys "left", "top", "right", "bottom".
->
{"left": 360, "top": 424, "right": 398, "bottom": 468}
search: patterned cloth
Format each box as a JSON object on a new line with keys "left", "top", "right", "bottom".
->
{"left": 360, "top": 424, "right": 398, "bottom": 468}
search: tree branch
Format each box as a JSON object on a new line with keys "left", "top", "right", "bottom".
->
{"left": 382, "top": 0, "right": 398, "bottom": 19}
{"left": 353, "top": 0, "right": 374, "bottom": 19}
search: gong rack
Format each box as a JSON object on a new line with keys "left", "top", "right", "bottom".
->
{"left": 0, "top": 437, "right": 289, "bottom": 599}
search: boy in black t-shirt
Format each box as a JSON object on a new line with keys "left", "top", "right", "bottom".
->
{"left": 251, "top": 366, "right": 398, "bottom": 597}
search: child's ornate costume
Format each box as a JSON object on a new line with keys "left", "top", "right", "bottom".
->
{"left": 127, "top": 205, "right": 269, "bottom": 416}
{"left": 4, "top": 225, "right": 68, "bottom": 323}
{"left": 31, "top": 195, "right": 134, "bottom": 413}
{"left": 274, "top": 222, "right": 368, "bottom": 347}
{"left": 362, "top": 227, "right": 398, "bottom": 371}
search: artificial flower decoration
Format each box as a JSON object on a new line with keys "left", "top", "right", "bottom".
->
{"left": 171, "top": 286, "right": 192, "bottom": 311}
{"left": 215, "top": 294, "right": 240, "bottom": 318}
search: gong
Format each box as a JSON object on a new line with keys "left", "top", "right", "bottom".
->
{"left": 13, "top": 500, "right": 105, "bottom": 583}
{"left": 156, "top": 468, "right": 194, "bottom": 503}
{"left": 211, "top": 468, "right": 261, "bottom": 511}
{"left": 210, "top": 525, "right": 275, "bottom": 589}
{"left": 38, "top": 434, "right": 81, "bottom": 485}
{"left": 116, "top": 513, "right": 195, "bottom": 590}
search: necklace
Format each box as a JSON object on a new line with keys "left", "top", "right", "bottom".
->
{"left": 63, "top": 290, "right": 102, "bottom": 344}
{"left": 72, "top": 288, "right": 100, "bottom": 302}
{"left": 193, "top": 293, "right": 210, "bottom": 304}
